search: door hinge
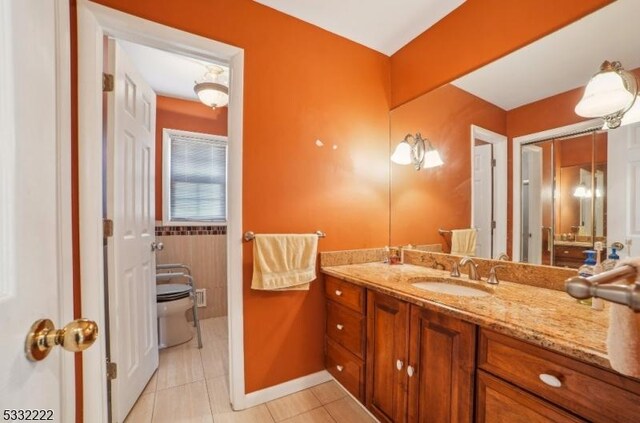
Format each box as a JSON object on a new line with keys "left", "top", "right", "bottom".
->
{"left": 492, "top": 221, "right": 497, "bottom": 230}
{"left": 103, "top": 218, "right": 114, "bottom": 238}
{"left": 102, "top": 73, "right": 114, "bottom": 92}
{"left": 107, "top": 361, "right": 117, "bottom": 380}
{"left": 492, "top": 158, "right": 497, "bottom": 167}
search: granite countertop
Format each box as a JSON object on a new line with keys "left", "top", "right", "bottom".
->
{"left": 321, "top": 262, "right": 611, "bottom": 369}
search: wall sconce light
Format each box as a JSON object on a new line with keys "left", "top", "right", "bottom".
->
{"left": 194, "top": 65, "right": 229, "bottom": 109}
{"left": 573, "top": 182, "right": 588, "bottom": 198}
{"left": 391, "top": 133, "right": 443, "bottom": 170}
{"left": 575, "top": 60, "right": 638, "bottom": 129}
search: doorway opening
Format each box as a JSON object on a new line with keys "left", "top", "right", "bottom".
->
{"left": 78, "top": 2, "right": 245, "bottom": 421}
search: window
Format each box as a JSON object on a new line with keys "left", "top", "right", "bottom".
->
{"left": 163, "top": 129, "right": 227, "bottom": 224}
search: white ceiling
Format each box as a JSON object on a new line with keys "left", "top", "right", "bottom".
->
{"left": 451, "top": 0, "right": 640, "bottom": 111}
{"left": 118, "top": 40, "right": 229, "bottom": 101}
{"left": 253, "top": 0, "right": 466, "bottom": 55}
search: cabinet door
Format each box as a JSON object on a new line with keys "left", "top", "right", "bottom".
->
{"left": 476, "top": 371, "right": 585, "bottom": 423}
{"left": 407, "top": 306, "right": 476, "bottom": 423}
{"left": 366, "top": 291, "right": 410, "bottom": 423}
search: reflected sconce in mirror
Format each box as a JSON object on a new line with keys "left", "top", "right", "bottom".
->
{"left": 194, "top": 65, "right": 229, "bottom": 109}
{"left": 575, "top": 60, "right": 638, "bottom": 129}
{"left": 391, "top": 133, "right": 443, "bottom": 170}
{"left": 573, "top": 182, "right": 588, "bottom": 198}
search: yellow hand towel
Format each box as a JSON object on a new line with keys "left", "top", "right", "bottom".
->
{"left": 606, "top": 259, "right": 640, "bottom": 378}
{"left": 251, "top": 234, "right": 318, "bottom": 291}
{"left": 450, "top": 228, "right": 477, "bottom": 256}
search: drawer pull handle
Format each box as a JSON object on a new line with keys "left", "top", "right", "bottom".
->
{"left": 539, "top": 373, "right": 562, "bottom": 388}
{"left": 336, "top": 365, "right": 344, "bottom": 372}
{"left": 407, "top": 365, "right": 415, "bottom": 377}
{"left": 336, "top": 324, "right": 344, "bottom": 330}
{"left": 396, "top": 360, "right": 403, "bottom": 371}
{"left": 335, "top": 290, "right": 343, "bottom": 296}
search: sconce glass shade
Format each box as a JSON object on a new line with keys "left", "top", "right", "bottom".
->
{"left": 423, "top": 148, "right": 444, "bottom": 168}
{"left": 575, "top": 61, "right": 637, "bottom": 129}
{"left": 573, "top": 183, "right": 588, "bottom": 198}
{"left": 194, "top": 82, "right": 229, "bottom": 108}
{"left": 391, "top": 141, "right": 413, "bottom": 165}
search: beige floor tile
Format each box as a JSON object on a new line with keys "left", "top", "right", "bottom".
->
{"left": 142, "top": 370, "right": 158, "bottom": 395}
{"left": 152, "top": 380, "right": 213, "bottom": 423}
{"left": 213, "top": 404, "right": 275, "bottom": 423}
{"left": 309, "top": 381, "right": 346, "bottom": 405}
{"left": 324, "top": 397, "right": 376, "bottom": 423}
{"left": 124, "top": 393, "right": 155, "bottom": 423}
{"left": 200, "top": 316, "right": 228, "bottom": 344}
{"left": 281, "top": 407, "right": 335, "bottom": 423}
{"left": 206, "top": 375, "right": 233, "bottom": 415}
{"left": 200, "top": 336, "right": 228, "bottom": 379}
{"left": 156, "top": 338, "right": 205, "bottom": 390}
{"left": 266, "top": 390, "right": 322, "bottom": 421}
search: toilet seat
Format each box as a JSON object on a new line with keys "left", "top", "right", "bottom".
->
{"left": 157, "top": 283, "right": 192, "bottom": 302}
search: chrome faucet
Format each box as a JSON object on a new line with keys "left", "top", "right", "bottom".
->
{"left": 459, "top": 257, "right": 481, "bottom": 281}
{"left": 487, "top": 265, "right": 506, "bottom": 285}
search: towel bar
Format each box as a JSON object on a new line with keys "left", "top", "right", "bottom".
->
{"left": 565, "top": 264, "right": 640, "bottom": 311}
{"left": 243, "top": 230, "right": 326, "bottom": 242}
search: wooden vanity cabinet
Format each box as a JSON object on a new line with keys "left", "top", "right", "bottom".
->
{"left": 365, "top": 290, "right": 475, "bottom": 423}
{"left": 324, "top": 276, "right": 367, "bottom": 401}
{"left": 477, "top": 329, "right": 640, "bottom": 423}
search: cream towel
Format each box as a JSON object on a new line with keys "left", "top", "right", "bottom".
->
{"left": 251, "top": 234, "right": 318, "bottom": 291}
{"left": 450, "top": 229, "right": 477, "bottom": 256}
{"left": 606, "top": 258, "right": 640, "bottom": 378}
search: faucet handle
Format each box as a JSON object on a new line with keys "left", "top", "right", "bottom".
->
{"left": 487, "top": 265, "right": 507, "bottom": 285}
{"left": 450, "top": 262, "right": 461, "bottom": 277}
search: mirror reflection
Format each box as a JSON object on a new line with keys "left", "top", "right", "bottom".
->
{"left": 389, "top": 0, "right": 640, "bottom": 268}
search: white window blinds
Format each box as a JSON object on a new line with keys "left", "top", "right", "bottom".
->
{"left": 168, "top": 134, "right": 227, "bottom": 222}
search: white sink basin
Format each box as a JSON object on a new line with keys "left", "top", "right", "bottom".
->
{"left": 412, "top": 281, "right": 491, "bottom": 297}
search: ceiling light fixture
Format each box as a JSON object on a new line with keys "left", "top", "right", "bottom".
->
{"left": 194, "top": 65, "right": 229, "bottom": 109}
{"left": 391, "top": 133, "right": 443, "bottom": 170}
{"left": 575, "top": 60, "right": 638, "bottom": 129}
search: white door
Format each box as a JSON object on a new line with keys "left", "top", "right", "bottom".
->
{"left": 0, "top": 1, "right": 77, "bottom": 420}
{"left": 608, "top": 121, "right": 640, "bottom": 258}
{"left": 106, "top": 39, "right": 159, "bottom": 422}
{"left": 473, "top": 143, "right": 493, "bottom": 258}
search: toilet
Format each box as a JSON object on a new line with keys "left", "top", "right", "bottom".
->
{"left": 156, "top": 284, "right": 194, "bottom": 348}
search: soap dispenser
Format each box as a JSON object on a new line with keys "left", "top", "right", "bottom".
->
{"left": 603, "top": 247, "right": 620, "bottom": 271}
{"left": 577, "top": 250, "right": 596, "bottom": 306}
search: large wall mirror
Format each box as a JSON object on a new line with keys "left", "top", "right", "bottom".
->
{"left": 389, "top": 0, "right": 640, "bottom": 268}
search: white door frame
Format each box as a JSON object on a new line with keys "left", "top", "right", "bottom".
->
{"left": 470, "top": 125, "right": 507, "bottom": 257}
{"left": 511, "top": 118, "right": 602, "bottom": 261}
{"left": 77, "top": 1, "right": 245, "bottom": 418}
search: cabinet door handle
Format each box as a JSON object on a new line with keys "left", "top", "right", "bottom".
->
{"left": 336, "top": 324, "right": 344, "bottom": 331}
{"left": 335, "top": 290, "right": 343, "bottom": 296}
{"left": 539, "top": 373, "right": 562, "bottom": 388}
{"left": 336, "top": 365, "right": 344, "bottom": 372}
{"left": 396, "top": 360, "right": 403, "bottom": 371}
{"left": 407, "top": 365, "right": 415, "bottom": 377}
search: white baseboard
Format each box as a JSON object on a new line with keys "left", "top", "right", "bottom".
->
{"left": 237, "top": 370, "right": 333, "bottom": 410}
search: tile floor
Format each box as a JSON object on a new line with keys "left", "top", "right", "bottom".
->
{"left": 125, "top": 317, "right": 376, "bottom": 423}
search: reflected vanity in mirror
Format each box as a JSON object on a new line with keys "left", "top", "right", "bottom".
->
{"left": 389, "top": 0, "right": 640, "bottom": 268}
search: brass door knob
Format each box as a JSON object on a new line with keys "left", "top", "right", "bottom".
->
{"left": 25, "top": 318, "right": 99, "bottom": 362}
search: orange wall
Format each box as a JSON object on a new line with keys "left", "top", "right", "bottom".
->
{"left": 390, "top": 83, "right": 506, "bottom": 247}
{"left": 90, "top": 0, "right": 391, "bottom": 393}
{"left": 390, "top": 0, "right": 613, "bottom": 108}
{"left": 155, "top": 95, "right": 227, "bottom": 220}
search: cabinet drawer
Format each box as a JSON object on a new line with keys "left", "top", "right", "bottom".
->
{"left": 326, "top": 337, "right": 365, "bottom": 402}
{"left": 327, "top": 300, "right": 365, "bottom": 359}
{"left": 554, "top": 246, "right": 587, "bottom": 259}
{"left": 476, "top": 371, "right": 584, "bottom": 423}
{"left": 325, "top": 276, "right": 365, "bottom": 313}
{"left": 478, "top": 329, "right": 640, "bottom": 423}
